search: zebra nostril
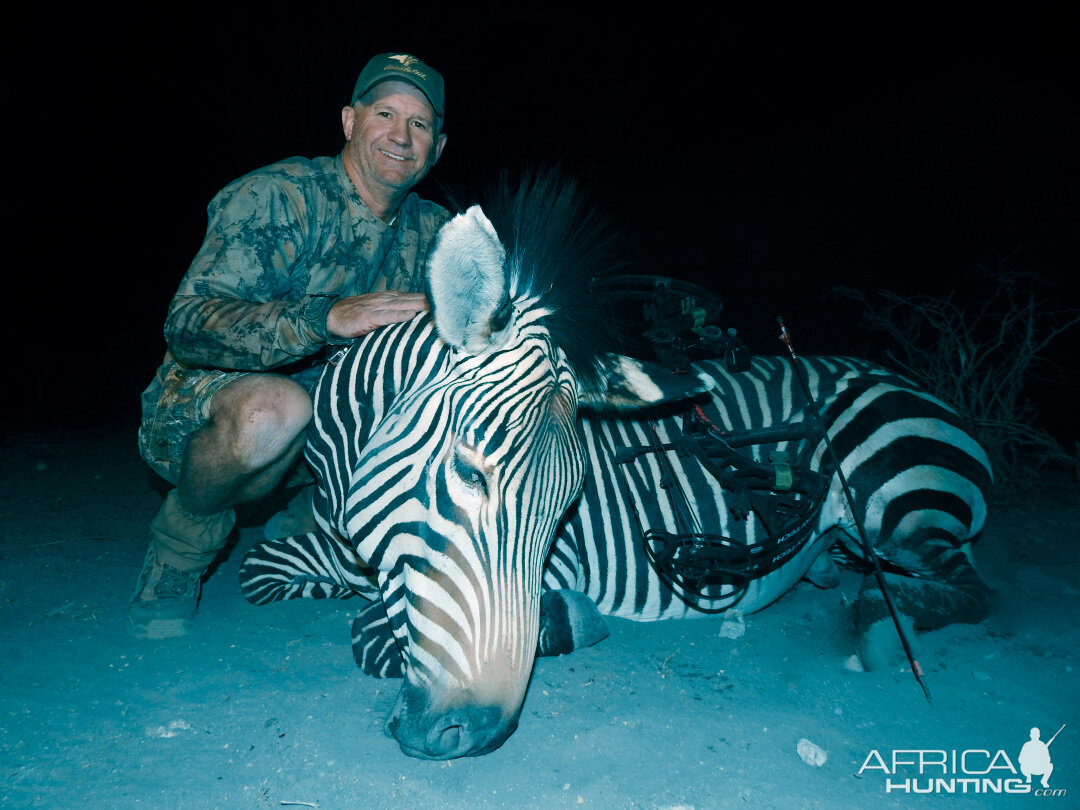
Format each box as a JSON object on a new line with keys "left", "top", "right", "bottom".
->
{"left": 428, "top": 721, "right": 465, "bottom": 756}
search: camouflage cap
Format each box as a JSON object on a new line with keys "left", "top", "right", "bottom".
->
{"left": 350, "top": 53, "right": 445, "bottom": 118}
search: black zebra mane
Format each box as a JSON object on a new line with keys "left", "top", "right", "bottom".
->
{"left": 475, "top": 168, "right": 626, "bottom": 396}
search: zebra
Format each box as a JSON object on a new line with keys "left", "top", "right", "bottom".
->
{"left": 238, "top": 173, "right": 993, "bottom": 760}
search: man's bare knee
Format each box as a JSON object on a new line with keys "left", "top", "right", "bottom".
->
{"left": 209, "top": 375, "right": 313, "bottom": 470}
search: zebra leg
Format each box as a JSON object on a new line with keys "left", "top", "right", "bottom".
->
{"left": 238, "top": 532, "right": 375, "bottom": 605}
{"left": 537, "top": 589, "right": 610, "bottom": 657}
{"left": 351, "top": 598, "right": 405, "bottom": 678}
{"left": 854, "top": 554, "right": 990, "bottom": 670}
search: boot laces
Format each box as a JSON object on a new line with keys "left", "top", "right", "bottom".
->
{"left": 155, "top": 564, "right": 197, "bottom": 598}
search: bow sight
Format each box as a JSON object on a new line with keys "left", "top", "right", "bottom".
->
{"left": 589, "top": 275, "right": 749, "bottom": 373}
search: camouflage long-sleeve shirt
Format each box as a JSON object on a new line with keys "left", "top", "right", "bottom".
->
{"left": 162, "top": 153, "right": 450, "bottom": 372}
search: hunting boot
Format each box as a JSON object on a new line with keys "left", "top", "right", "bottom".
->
{"left": 127, "top": 490, "right": 236, "bottom": 639}
{"left": 127, "top": 546, "right": 204, "bottom": 639}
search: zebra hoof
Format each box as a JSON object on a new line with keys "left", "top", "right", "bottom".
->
{"left": 854, "top": 586, "right": 917, "bottom": 672}
{"left": 537, "top": 589, "right": 609, "bottom": 657}
{"left": 351, "top": 601, "right": 405, "bottom": 679}
{"left": 857, "top": 615, "right": 918, "bottom": 671}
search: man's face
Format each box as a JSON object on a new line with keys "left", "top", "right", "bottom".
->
{"left": 341, "top": 80, "right": 447, "bottom": 200}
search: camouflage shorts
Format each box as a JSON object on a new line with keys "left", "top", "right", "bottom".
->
{"left": 138, "top": 361, "right": 324, "bottom": 485}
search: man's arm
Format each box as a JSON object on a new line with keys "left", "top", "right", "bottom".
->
{"left": 167, "top": 290, "right": 429, "bottom": 369}
{"left": 166, "top": 293, "right": 339, "bottom": 370}
{"left": 164, "top": 170, "right": 338, "bottom": 371}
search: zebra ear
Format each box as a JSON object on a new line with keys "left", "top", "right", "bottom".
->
{"left": 579, "top": 354, "right": 711, "bottom": 410}
{"left": 427, "top": 205, "right": 512, "bottom": 354}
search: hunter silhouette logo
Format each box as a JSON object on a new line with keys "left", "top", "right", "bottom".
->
{"left": 1019, "top": 724, "right": 1064, "bottom": 789}
{"left": 858, "top": 723, "right": 1067, "bottom": 796}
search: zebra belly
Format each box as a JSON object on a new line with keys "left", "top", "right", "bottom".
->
{"left": 558, "top": 504, "right": 833, "bottom": 622}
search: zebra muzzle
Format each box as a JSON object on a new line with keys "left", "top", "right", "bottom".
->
{"left": 386, "top": 682, "right": 519, "bottom": 759}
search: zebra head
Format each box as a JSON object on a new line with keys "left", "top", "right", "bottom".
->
{"left": 345, "top": 174, "right": 705, "bottom": 759}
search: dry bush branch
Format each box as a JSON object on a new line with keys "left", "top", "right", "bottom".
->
{"left": 833, "top": 259, "right": 1080, "bottom": 498}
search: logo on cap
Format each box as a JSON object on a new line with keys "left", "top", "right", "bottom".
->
{"left": 385, "top": 54, "right": 428, "bottom": 81}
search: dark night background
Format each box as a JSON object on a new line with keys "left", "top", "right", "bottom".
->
{"left": 5, "top": 5, "right": 1077, "bottom": 446}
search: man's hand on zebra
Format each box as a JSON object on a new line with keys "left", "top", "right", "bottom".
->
{"left": 326, "top": 291, "right": 430, "bottom": 339}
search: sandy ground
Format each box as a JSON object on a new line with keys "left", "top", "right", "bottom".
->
{"left": 1, "top": 425, "right": 1076, "bottom": 809}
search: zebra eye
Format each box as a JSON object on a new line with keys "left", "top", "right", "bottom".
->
{"left": 452, "top": 448, "right": 489, "bottom": 496}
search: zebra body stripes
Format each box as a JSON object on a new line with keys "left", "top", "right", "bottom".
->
{"left": 549, "top": 354, "right": 990, "bottom": 624}
{"left": 239, "top": 174, "right": 993, "bottom": 759}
